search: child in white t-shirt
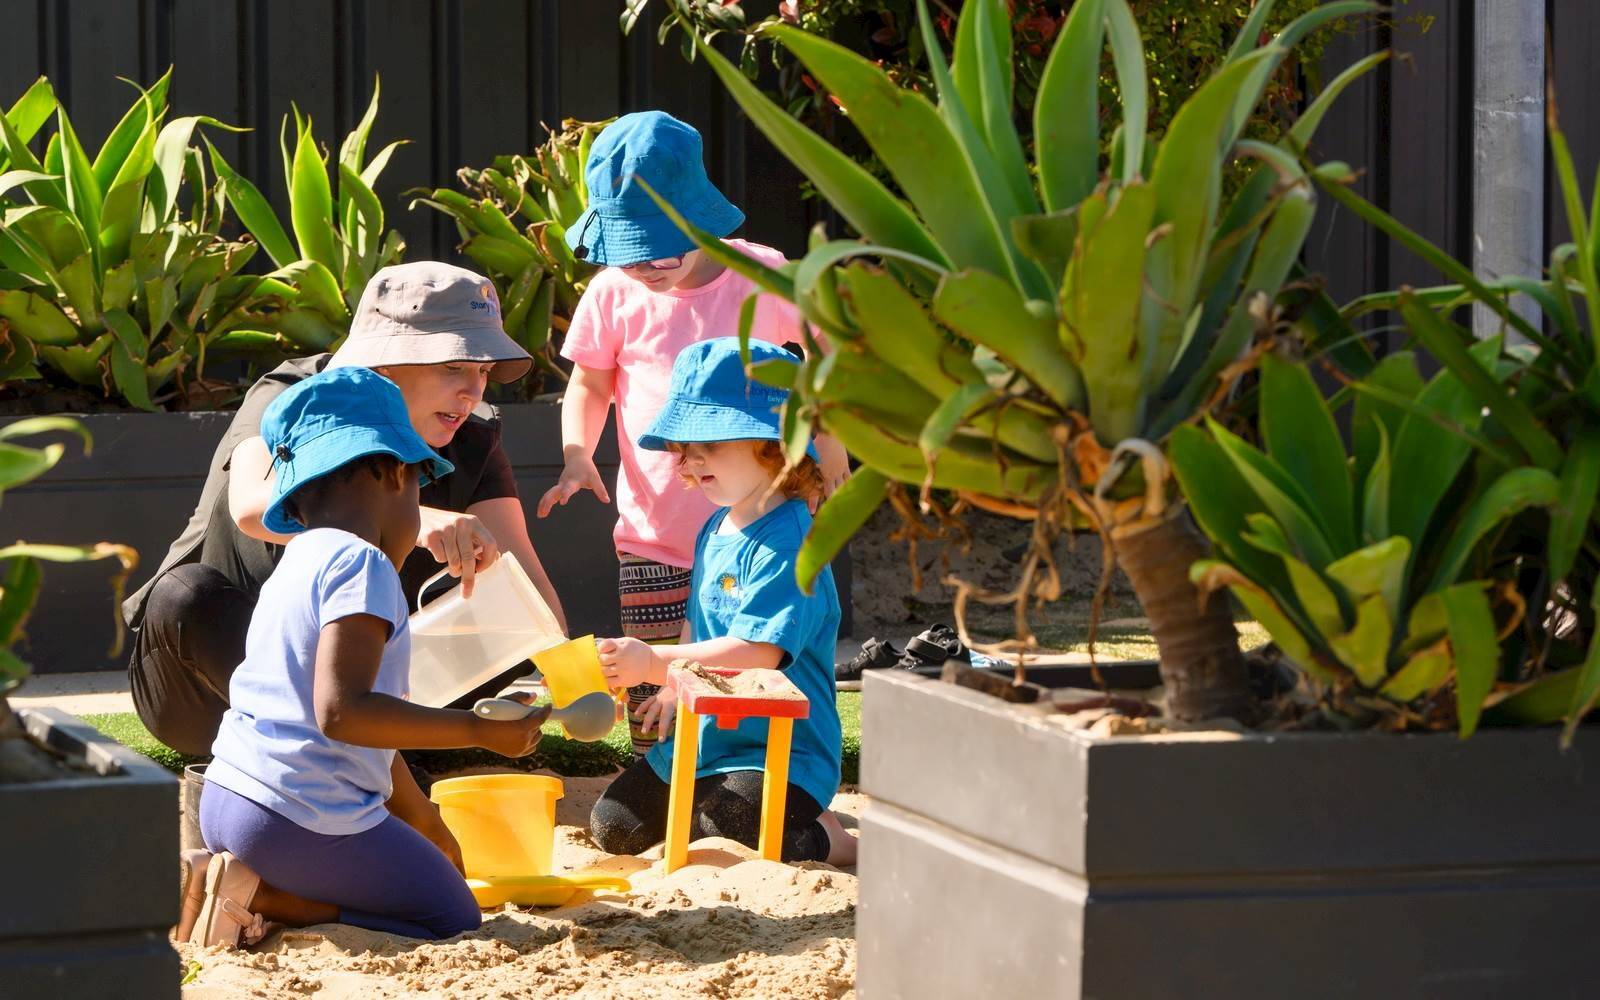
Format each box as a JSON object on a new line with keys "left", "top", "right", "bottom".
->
{"left": 182, "top": 368, "right": 550, "bottom": 948}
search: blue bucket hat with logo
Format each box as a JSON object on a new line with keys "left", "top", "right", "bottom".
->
{"left": 638, "top": 337, "right": 816, "bottom": 459}
{"left": 260, "top": 367, "right": 455, "bottom": 535}
{"left": 565, "top": 111, "right": 745, "bottom": 267}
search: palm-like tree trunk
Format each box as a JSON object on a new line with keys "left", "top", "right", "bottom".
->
{"left": 1114, "top": 507, "right": 1252, "bottom": 722}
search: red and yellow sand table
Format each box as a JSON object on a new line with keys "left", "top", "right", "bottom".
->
{"left": 662, "top": 661, "right": 811, "bottom": 873}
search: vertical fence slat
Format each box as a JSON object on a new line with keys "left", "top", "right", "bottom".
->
{"left": 1548, "top": 0, "right": 1600, "bottom": 252}
{"left": 170, "top": 0, "right": 244, "bottom": 168}
{"left": 63, "top": 1, "right": 150, "bottom": 147}
{"left": 357, "top": 0, "right": 443, "bottom": 261}
{"left": 1385, "top": 2, "right": 1469, "bottom": 293}
{"left": 260, "top": 0, "right": 338, "bottom": 219}
{"left": 555, "top": 1, "right": 622, "bottom": 122}
{"left": 0, "top": 2, "right": 43, "bottom": 106}
{"left": 1306, "top": 21, "right": 1383, "bottom": 347}
{"left": 456, "top": 0, "right": 532, "bottom": 170}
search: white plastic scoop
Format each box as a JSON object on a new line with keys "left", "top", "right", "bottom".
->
{"left": 472, "top": 690, "right": 618, "bottom": 742}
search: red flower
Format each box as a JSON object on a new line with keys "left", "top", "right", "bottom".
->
{"left": 779, "top": 0, "right": 798, "bottom": 23}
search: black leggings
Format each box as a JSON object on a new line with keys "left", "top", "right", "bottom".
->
{"left": 129, "top": 564, "right": 252, "bottom": 756}
{"left": 130, "top": 562, "right": 532, "bottom": 757}
{"left": 590, "top": 758, "right": 831, "bottom": 863}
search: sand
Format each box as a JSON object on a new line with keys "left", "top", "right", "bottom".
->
{"left": 177, "top": 773, "right": 864, "bottom": 999}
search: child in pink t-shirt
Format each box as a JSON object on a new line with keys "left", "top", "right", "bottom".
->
{"left": 537, "top": 111, "right": 848, "bottom": 756}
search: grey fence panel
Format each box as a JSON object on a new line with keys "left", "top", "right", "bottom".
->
{"left": 0, "top": 1, "right": 818, "bottom": 263}
{"left": 1385, "top": 2, "right": 1472, "bottom": 293}
{"left": 0, "top": 2, "right": 41, "bottom": 104}
{"left": 167, "top": 0, "right": 246, "bottom": 168}
{"left": 1548, "top": 0, "right": 1600, "bottom": 250}
{"left": 1305, "top": 15, "right": 1386, "bottom": 330}
{"left": 353, "top": 0, "right": 446, "bottom": 260}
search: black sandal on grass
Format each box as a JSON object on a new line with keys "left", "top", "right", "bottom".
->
{"left": 835, "top": 637, "right": 904, "bottom": 689}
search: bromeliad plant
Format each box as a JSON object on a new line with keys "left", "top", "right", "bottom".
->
{"left": 1170, "top": 353, "right": 1559, "bottom": 737}
{"left": 206, "top": 78, "right": 407, "bottom": 355}
{"left": 653, "top": 0, "right": 1374, "bottom": 721}
{"left": 1291, "top": 103, "right": 1600, "bottom": 743}
{"left": 410, "top": 119, "right": 608, "bottom": 394}
{"left": 0, "top": 74, "right": 276, "bottom": 409}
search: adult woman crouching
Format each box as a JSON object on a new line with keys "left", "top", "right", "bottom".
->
{"left": 123, "top": 262, "right": 567, "bottom": 755}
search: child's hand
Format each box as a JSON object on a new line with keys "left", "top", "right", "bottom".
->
{"left": 638, "top": 684, "right": 680, "bottom": 739}
{"left": 474, "top": 693, "right": 551, "bottom": 758}
{"left": 537, "top": 455, "right": 612, "bottom": 517}
{"left": 418, "top": 808, "right": 467, "bottom": 875}
{"left": 813, "top": 434, "right": 852, "bottom": 510}
{"left": 597, "top": 636, "right": 654, "bottom": 689}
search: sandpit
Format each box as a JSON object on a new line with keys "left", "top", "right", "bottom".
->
{"left": 178, "top": 773, "right": 863, "bottom": 999}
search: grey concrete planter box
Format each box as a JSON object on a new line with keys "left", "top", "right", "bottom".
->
{"left": 2, "top": 404, "right": 848, "bottom": 673}
{"left": 0, "top": 707, "right": 179, "bottom": 995}
{"left": 858, "top": 670, "right": 1597, "bottom": 999}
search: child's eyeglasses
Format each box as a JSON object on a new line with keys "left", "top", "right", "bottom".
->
{"left": 618, "top": 255, "right": 685, "bottom": 272}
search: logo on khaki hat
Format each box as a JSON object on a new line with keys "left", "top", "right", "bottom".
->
{"left": 470, "top": 281, "right": 499, "bottom": 318}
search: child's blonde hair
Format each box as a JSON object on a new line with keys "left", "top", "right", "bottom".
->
{"left": 667, "top": 440, "right": 825, "bottom": 505}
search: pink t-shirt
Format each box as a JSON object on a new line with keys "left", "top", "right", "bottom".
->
{"left": 561, "top": 240, "right": 803, "bottom": 568}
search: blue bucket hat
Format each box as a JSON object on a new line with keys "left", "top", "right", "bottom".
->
{"left": 260, "top": 367, "right": 455, "bottom": 535}
{"left": 565, "top": 111, "right": 745, "bottom": 267}
{"left": 638, "top": 338, "right": 816, "bottom": 459}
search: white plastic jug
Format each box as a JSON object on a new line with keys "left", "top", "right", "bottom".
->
{"left": 408, "top": 556, "right": 566, "bottom": 708}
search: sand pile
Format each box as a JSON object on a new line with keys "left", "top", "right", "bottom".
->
{"left": 178, "top": 775, "right": 863, "bottom": 999}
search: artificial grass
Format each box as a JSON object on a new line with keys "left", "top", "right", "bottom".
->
{"left": 80, "top": 712, "right": 202, "bottom": 774}
{"left": 81, "top": 692, "right": 869, "bottom": 784}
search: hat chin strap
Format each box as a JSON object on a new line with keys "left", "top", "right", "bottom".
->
{"left": 572, "top": 213, "right": 598, "bottom": 261}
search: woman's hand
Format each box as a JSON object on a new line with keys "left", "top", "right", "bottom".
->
{"left": 597, "top": 636, "right": 656, "bottom": 689}
{"left": 813, "top": 434, "right": 851, "bottom": 511}
{"left": 537, "top": 453, "right": 612, "bottom": 517}
{"left": 417, "top": 508, "right": 499, "bottom": 597}
{"left": 638, "top": 683, "right": 680, "bottom": 739}
{"left": 473, "top": 692, "right": 551, "bottom": 758}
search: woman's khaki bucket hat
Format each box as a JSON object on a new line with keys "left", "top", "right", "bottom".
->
{"left": 328, "top": 261, "right": 533, "bottom": 382}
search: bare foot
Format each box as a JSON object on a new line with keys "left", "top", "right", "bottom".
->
{"left": 819, "top": 809, "right": 858, "bottom": 867}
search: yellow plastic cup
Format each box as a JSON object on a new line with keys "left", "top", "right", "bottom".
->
{"left": 430, "top": 774, "right": 562, "bottom": 879}
{"left": 533, "top": 635, "right": 611, "bottom": 709}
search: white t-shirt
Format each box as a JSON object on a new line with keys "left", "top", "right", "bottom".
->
{"left": 207, "top": 528, "right": 411, "bottom": 836}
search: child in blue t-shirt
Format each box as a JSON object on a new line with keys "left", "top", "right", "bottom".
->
{"left": 591, "top": 337, "right": 854, "bottom": 866}
{"left": 182, "top": 368, "right": 551, "bottom": 948}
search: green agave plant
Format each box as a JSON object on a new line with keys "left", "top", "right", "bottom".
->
{"left": 652, "top": 0, "right": 1375, "bottom": 720}
{"left": 0, "top": 73, "right": 276, "bottom": 409}
{"left": 1299, "top": 104, "right": 1600, "bottom": 743}
{"left": 410, "top": 118, "right": 608, "bottom": 392}
{"left": 205, "top": 78, "right": 406, "bottom": 355}
{"left": 1170, "top": 353, "right": 1560, "bottom": 738}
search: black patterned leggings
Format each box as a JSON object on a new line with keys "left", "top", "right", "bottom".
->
{"left": 617, "top": 553, "right": 693, "bottom": 757}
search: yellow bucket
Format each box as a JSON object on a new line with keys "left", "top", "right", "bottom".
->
{"left": 533, "top": 635, "right": 611, "bottom": 708}
{"left": 430, "top": 774, "right": 562, "bottom": 879}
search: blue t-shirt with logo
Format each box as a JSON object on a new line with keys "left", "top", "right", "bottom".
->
{"left": 207, "top": 528, "right": 411, "bottom": 836}
{"left": 646, "top": 499, "right": 842, "bottom": 810}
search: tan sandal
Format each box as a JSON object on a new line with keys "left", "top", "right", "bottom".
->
{"left": 174, "top": 848, "right": 213, "bottom": 942}
{"left": 191, "top": 852, "right": 269, "bottom": 948}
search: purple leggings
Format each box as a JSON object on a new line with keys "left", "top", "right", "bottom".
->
{"left": 200, "top": 781, "right": 481, "bottom": 940}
